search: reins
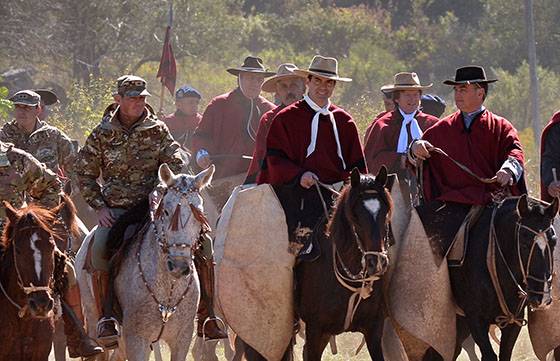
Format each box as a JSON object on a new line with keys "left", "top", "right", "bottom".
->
{"left": 428, "top": 147, "right": 497, "bottom": 184}
{"left": 314, "top": 181, "right": 388, "bottom": 330}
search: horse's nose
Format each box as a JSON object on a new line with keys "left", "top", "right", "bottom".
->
{"left": 28, "top": 293, "right": 54, "bottom": 317}
{"left": 366, "top": 254, "right": 389, "bottom": 276}
{"left": 167, "top": 257, "right": 191, "bottom": 278}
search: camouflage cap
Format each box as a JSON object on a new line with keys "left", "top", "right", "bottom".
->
{"left": 9, "top": 90, "right": 41, "bottom": 106}
{"left": 117, "top": 75, "right": 151, "bottom": 97}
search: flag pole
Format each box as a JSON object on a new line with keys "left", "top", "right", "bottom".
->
{"left": 159, "top": 83, "right": 165, "bottom": 114}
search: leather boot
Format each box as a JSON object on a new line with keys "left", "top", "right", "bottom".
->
{"left": 92, "top": 270, "right": 119, "bottom": 349}
{"left": 62, "top": 283, "right": 104, "bottom": 358}
{"left": 194, "top": 255, "right": 227, "bottom": 340}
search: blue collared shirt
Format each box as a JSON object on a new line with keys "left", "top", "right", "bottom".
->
{"left": 462, "top": 106, "right": 485, "bottom": 129}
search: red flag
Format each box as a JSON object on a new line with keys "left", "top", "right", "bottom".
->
{"left": 157, "top": 25, "right": 177, "bottom": 96}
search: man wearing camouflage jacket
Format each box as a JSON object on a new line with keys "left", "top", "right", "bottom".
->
{"left": 0, "top": 140, "right": 103, "bottom": 358}
{"left": 1, "top": 90, "right": 77, "bottom": 180}
{"left": 76, "top": 75, "right": 227, "bottom": 345}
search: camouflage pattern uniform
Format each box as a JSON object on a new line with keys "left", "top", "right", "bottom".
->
{"left": 76, "top": 104, "right": 184, "bottom": 270}
{"left": 0, "top": 119, "right": 77, "bottom": 178}
{"left": 0, "top": 140, "right": 61, "bottom": 233}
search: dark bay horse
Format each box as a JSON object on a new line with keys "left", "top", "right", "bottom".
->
{"left": 240, "top": 167, "right": 392, "bottom": 360}
{"left": 420, "top": 195, "right": 559, "bottom": 361}
{"left": 0, "top": 199, "right": 71, "bottom": 361}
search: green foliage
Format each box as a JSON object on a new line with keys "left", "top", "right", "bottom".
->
{"left": 48, "top": 77, "right": 114, "bottom": 142}
{"left": 0, "top": 86, "right": 13, "bottom": 121}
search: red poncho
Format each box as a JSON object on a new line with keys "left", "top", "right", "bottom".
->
{"left": 192, "top": 88, "right": 275, "bottom": 179}
{"left": 258, "top": 100, "right": 367, "bottom": 185}
{"left": 540, "top": 111, "right": 560, "bottom": 202}
{"left": 162, "top": 111, "right": 202, "bottom": 149}
{"left": 245, "top": 105, "right": 283, "bottom": 184}
{"left": 421, "top": 109, "right": 525, "bottom": 205}
{"left": 364, "top": 110, "right": 439, "bottom": 174}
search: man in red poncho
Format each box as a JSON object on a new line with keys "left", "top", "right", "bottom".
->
{"left": 411, "top": 66, "right": 526, "bottom": 206}
{"left": 258, "top": 55, "right": 367, "bottom": 187}
{"left": 364, "top": 72, "right": 439, "bottom": 176}
{"left": 162, "top": 85, "right": 202, "bottom": 150}
{"left": 258, "top": 55, "right": 367, "bottom": 260}
{"left": 244, "top": 63, "right": 306, "bottom": 184}
{"left": 540, "top": 111, "right": 560, "bottom": 202}
{"left": 192, "top": 56, "right": 275, "bottom": 180}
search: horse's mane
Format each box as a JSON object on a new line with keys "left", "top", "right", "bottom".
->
{"left": 57, "top": 194, "right": 81, "bottom": 243}
{"left": 1, "top": 205, "right": 57, "bottom": 252}
{"left": 327, "top": 175, "right": 393, "bottom": 245}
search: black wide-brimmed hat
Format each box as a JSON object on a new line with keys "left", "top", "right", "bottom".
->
{"left": 34, "top": 89, "right": 59, "bottom": 106}
{"left": 227, "top": 56, "right": 276, "bottom": 77}
{"left": 443, "top": 66, "right": 497, "bottom": 85}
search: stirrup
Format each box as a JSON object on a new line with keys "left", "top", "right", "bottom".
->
{"left": 96, "top": 317, "right": 120, "bottom": 348}
{"left": 202, "top": 316, "right": 227, "bottom": 341}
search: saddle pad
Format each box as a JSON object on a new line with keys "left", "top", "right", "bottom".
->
{"left": 215, "top": 184, "right": 295, "bottom": 361}
{"left": 528, "top": 216, "right": 560, "bottom": 361}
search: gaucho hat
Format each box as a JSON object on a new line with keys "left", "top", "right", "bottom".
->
{"left": 443, "top": 66, "right": 497, "bottom": 85}
{"left": 34, "top": 89, "right": 59, "bottom": 106}
{"left": 293, "top": 55, "right": 352, "bottom": 82}
{"left": 227, "top": 56, "right": 276, "bottom": 77}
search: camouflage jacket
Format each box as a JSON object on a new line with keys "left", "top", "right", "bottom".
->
{"left": 76, "top": 105, "right": 184, "bottom": 210}
{"left": 0, "top": 119, "right": 77, "bottom": 178}
{"left": 0, "top": 141, "right": 62, "bottom": 222}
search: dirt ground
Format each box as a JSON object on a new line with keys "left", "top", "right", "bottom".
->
{"left": 48, "top": 326, "right": 541, "bottom": 360}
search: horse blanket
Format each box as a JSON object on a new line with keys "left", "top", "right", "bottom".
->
{"left": 215, "top": 184, "right": 295, "bottom": 361}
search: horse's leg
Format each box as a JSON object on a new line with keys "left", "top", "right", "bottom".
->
{"left": 302, "top": 325, "right": 330, "bottom": 361}
{"left": 364, "top": 331, "right": 384, "bottom": 361}
{"left": 122, "top": 334, "right": 150, "bottom": 361}
{"left": 467, "top": 319, "right": 496, "bottom": 361}
{"left": 168, "top": 337, "right": 191, "bottom": 361}
{"left": 497, "top": 324, "right": 521, "bottom": 361}
{"left": 53, "top": 319, "right": 67, "bottom": 361}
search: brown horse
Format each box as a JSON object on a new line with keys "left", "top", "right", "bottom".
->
{"left": 0, "top": 199, "right": 70, "bottom": 361}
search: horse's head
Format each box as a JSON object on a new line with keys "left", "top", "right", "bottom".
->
{"left": 328, "top": 166, "right": 392, "bottom": 279}
{"left": 516, "top": 195, "right": 559, "bottom": 310}
{"left": 2, "top": 201, "right": 61, "bottom": 318}
{"left": 154, "top": 163, "right": 215, "bottom": 279}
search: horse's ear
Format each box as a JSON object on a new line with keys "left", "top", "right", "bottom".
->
{"left": 158, "top": 163, "right": 175, "bottom": 186}
{"left": 2, "top": 201, "right": 18, "bottom": 224}
{"left": 545, "top": 197, "right": 559, "bottom": 219}
{"left": 63, "top": 181, "right": 73, "bottom": 196}
{"left": 194, "top": 164, "right": 215, "bottom": 190}
{"left": 374, "top": 166, "right": 388, "bottom": 187}
{"left": 517, "top": 194, "right": 530, "bottom": 218}
{"left": 350, "top": 167, "right": 361, "bottom": 187}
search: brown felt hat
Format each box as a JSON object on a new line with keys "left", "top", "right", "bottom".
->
{"left": 227, "top": 56, "right": 276, "bottom": 77}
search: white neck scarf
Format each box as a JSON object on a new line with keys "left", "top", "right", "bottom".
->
{"left": 304, "top": 95, "right": 346, "bottom": 169}
{"left": 396, "top": 107, "right": 423, "bottom": 153}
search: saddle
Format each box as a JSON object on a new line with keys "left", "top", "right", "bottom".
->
{"left": 272, "top": 182, "right": 337, "bottom": 262}
{"left": 416, "top": 200, "right": 485, "bottom": 267}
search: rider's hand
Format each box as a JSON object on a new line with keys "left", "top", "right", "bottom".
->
{"left": 548, "top": 181, "right": 560, "bottom": 198}
{"left": 495, "top": 169, "right": 514, "bottom": 187}
{"left": 300, "top": 171, "right": 318, "bottom": 189}
{"left": 411, "top": 140, "right": 433, "bottom": 160}
{"left": 196, "top": 154, "right": 212, "bottom": 169}
{"left": 97, "top": 207, "right": 115, "bottom": 228}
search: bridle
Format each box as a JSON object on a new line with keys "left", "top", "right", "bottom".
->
{"left": 515, "top": 222, "right": 555, "bottom": 297}
{"left": 488, "top": 203, "right": 556, "bottom": 327}
{"left": 136, "top": 183, "right": 210, "bottom": 344}
{"left": 0, "top": 225, "right": 55, "bottom": 318}
{"left": 316, "top": 182, "right": 390, "bottom": 330}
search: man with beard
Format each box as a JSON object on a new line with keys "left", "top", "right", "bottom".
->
{"left": 245, "top": 63, "right": 306, "bottom": 184}
{"left": 192, "top": 56, "right": 275, "bottom": 179}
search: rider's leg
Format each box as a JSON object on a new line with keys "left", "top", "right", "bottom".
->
{"left": 194, "top": 232, "right": 227, "bottom": 340}
{"left": 62, "top": 261, "right": 103, "bottom": 357}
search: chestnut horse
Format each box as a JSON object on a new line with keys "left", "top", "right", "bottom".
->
{"left": 0, "top": 199, "right": 71, "bottom": 361}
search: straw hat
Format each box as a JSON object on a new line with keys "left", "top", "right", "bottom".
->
{"left": 261, "top": 63, "right": 302, "bottom": 93}
{"left": 380, "top": 72, "right": 432, "bottom": 92}
{"left": 293, "top": 55, "right": 352, "bottom": 82}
